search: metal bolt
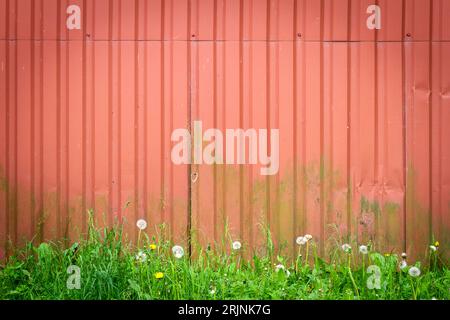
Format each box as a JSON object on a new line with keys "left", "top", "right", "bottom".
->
{"left": 191, "top": 172, "right": 199, "bottom": 183}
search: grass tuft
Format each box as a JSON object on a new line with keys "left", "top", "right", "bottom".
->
{"left": 0, "top": 215, "right": 448, "bottom": 300}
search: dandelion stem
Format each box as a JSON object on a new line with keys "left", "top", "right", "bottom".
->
{"left": 305, "top": 242, "right": 310, "bottom": 266}
{"left": 409, "top": 277, "right": 417, "bottom": 300}
{"left": 348, "top": 254, "right": 360, "bottom": 298}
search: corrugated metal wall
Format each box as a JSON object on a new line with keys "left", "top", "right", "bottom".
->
{"left": 1, "top": 0, "right": 449, "bottom": 261}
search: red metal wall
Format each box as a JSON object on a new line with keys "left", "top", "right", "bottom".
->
{"left": 1, "top": 0, "right": 449, "bottom": 261}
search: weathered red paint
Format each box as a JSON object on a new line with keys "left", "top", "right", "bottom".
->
{"left": 0, "top": 0, "right": 449, "bottom": 261}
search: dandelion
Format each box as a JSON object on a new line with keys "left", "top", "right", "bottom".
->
{"left": 232, "top": 241, "right": 242, "bottom": 251}
{"left": 341, "top": 243, "right": 351, "bottom": 253}
{"left": 135, "top": 251, "right": 147, "bottom": 263}
{"left": 149, "top": 244, "right": 157, "bottom": 250}
{"left": 408, "top": 266, "right": 421, "bottom": 277}
{"left": 399, "top": 260, "right": 408, "bottom": 270}
{"left": 434, "top": 241, "right": 439, "bottom": 248}
{"left": 304, "top": 234, "right": 313, "bottom": 241}
{"left": 275, "top": 264, "right": 290, "bottom": 277}
{"left": 401, "top": 252, "right": 407, "bottom": 259}
{"left": 172, "top": 245, "right": 185, "bottom": 259}
{"left": 358, "top": 245, "right": 368, "bottom": 255}
{"left": 296, "top": 236, "right": 307, "bottom": 246}
{"left": 384, "top": 253, "right": 391, "bottom": 257}
{"left": 429, "top": 245, "right": 437, "bottom": 252}
{"left": 210, "top": 286, "right": 216, "bottom": 295}
{"left": 275, "top": 264, "right": 285, "bottom": 272}
{"left": 136, "top": 219, "right": 147, "bottom": 230}
{"left": 154, "top": 272, "right": 164, "bottom": 279}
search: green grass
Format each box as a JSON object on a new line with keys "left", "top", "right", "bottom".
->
{"left": 0, "top": 214, "right": 448, "bottom": 300}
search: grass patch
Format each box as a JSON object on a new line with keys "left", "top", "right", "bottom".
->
{"left": 0, "top": 214, "right": 448, "bottom": 300}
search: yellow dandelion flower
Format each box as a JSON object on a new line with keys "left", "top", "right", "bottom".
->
{"left": 149, "top": 244, "right": 157, "bottom": 250}
{"left": 384, "top": 253, "right": 390, "bottom": 257}
{"left": 434, "top": 241, "right": 439, "bottom": 247}
{"left": 154, "top": 272, "right": 164, "bottom": 279}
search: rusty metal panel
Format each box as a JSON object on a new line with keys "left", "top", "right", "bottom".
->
{"left": 1, "top": 0, "right": 450, "bottom": 261}
{"left": 0, "top": 38, "right": 190, "bottom": 259}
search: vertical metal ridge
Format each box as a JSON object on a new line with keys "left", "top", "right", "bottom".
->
{"left": 220, "top": 0, "right": 226, "bottom": 248}
{"left": 117, "top": 0, "right": 122, "bottom": 221}
{"left": 30, "top": 0, "right": 36, "bottom": 239}
{"left": 134, "top": 0, "right": 139, "bottom": 238}
{"left": 248, "top": 0, "right": 254, "bottom": 250}
{"left": 193, "top": 0, "right": 199, "bottom": 246}
{"left": 319, "top": 0, "right": 325, "bottom": 255}
{"left": 238, "top": 0, "right": 244, "bottom": 240}
{"left": 301, "top": 0, "right": 306, "bottom": 236}
{"left": 56, "top": 0, "right": 61, "bottom": 238}
{"left": 90, "top": 1, "right": 97, "bottom": 218}
{"left": 401, "top": 0, "right": 407, "bottom": 252}
{"left": 143, "top": 0, "right": 149, "bottom": 225}
{"left": 265, "top": 0, "right": 271, "bottom": 229}
{"left": 374, "top": 0, "right": 380, "bottom": 245}
{"left": 437, "top": 0, "right": 443, "bottom": 241}
{"left": 274, "top": 0, "right": 280, "bottom": 242}
{"left": 328, "top": 34, "right": 334, "bottom": 238}
{"left": 64, "top": 0, "right": 70, "bottom": 240}
{"left": 186, "top": 0, "right": 192, "bottom": 258}
{"left": 4, "top": 0, "right": 10, "bottom": 252}
{"left": 212, "top": 0, "right": 218, "bottom": 244}
{"left": 292, "top": 0, "right": 298, "bottom": 252}
{"left": 159, "top": 0, "right": 165, "bottom": 225}
{"left": 428, "top": 0, "right": 433, "bottom": 242}
{"left": 329, "top": 0, "right": 335, "bottom": 229}
{"left": 329, "top": 0, "right": 334, "bottom": 39}
{"left": 38, "top": 0, "right": 44, "bottom": 242}
{"left": 107, "top": 0, "right": 113, "bottom": 225}
{"left": 81, "top": 0, "right": 87, "bottom": 233}
{"left": 346, "top": 0, "right": 352, "bottom": 243}
{"left": 169, "top": 0, "right": 174, "bottom": 237}
{"left": 12, "top": 0, "right": 18, "bottom": 245}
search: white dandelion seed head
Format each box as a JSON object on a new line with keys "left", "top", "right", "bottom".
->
{"left": 304, "top": 234, "right": 313, "bottom": 241}
{"left": 408, "top": 266, "right": 421, "bottom": 277}
{"left": 135, "top": 251, "right": 147, "bottom": 263}
{"left": 359, "top": 245, "right": 368, "bottom": 255}
{"left": 275, "top": 264, "right": 285, "bottom": 272}
{"left": 296, "top": 236, "right": 307, "bottom": 246}
{"left": 136, "top": 219, "right": 147, "bottom": 230}
{"left": 232, "top": 241, "right": 242, "bottom": 250}
{"left": 429, "top": 245, "right": 437, "bottom": 252}
{"left": 275, "top": 264, "right": 290, "bottom": 277}
{"left": 342, "top": 243, "right": 352, "bottom": 253}
{"left": 172, "top": 245, "right": 185, "bottom": 259}
{"left": 399, "top": 260, "right": 408, "bottom": 270}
